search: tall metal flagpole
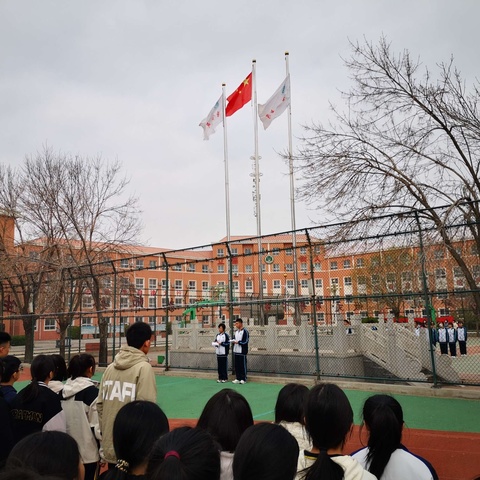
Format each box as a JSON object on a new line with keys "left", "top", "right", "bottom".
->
{"left": 252, "top": 59, "right": 264, "bottom": 325}
{"left": 222, "top": 84, "right": 231, "bottom": 243}
{"left": 223, "top": 83, "right": 235, "bottom": 338}
{"left": 285, "top": 52, "right": 300, "bottom": 325}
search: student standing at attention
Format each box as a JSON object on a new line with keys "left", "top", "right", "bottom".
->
{"left": 232, "top": 319, "right": 249, "bottom": 384}
{"left": 457, "top": 320, "right": 468, "bottom": 356}
{"left": 213, "top": 323, "right": 230, "bottom": 383}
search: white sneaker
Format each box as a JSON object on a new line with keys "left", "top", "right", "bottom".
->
{"left": 217, "top": 380, "right": 222, "bottom": 383}
{"left": 232, "top": 379, "right": 240, "bottom": 384}
{"left": 221, "top": 380, "right": 227, "bottom": 383}
{"left": 240, "top": 380, "right": 246, "bottom": 384}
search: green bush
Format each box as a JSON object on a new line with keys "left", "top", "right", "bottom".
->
{"left": 10, "top": 335, "right": 26, "bottom": 346}
{"left": 69, "top": 326, "right": 81, "bottom": 339}
{"left": 361, "top": 317, "right": 379, "bottom": 324}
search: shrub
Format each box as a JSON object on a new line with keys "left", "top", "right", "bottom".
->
{"left": 69, "top": 326, "right": 81, "bottom": 339}
{"left": 10, "top": 335, "right": 26, "bottom": 346}
{"left": 361, "top": 317, "right": 379, "bottom": 324}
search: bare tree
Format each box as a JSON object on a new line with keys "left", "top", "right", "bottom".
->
{"left": 0, "top": 147, "right": 142, "bottom": 363}
{"left": 294, "top": 36, "right": 480, "bottom": 317}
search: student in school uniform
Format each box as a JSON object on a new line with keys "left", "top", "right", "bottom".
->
{"left": 457, "top": 320, "right": 468, "bottom": 356}
{"left": 446, "top": 322, "right": 457, "bottom": 357}
{"left": 213, "top": 323, "right": 230, "bottom": 383}
{"left": 232, "top": 319, "right": 249, "bottom": 384}
{"left": 437, "top": 323, "right": 448, "bottom": 355}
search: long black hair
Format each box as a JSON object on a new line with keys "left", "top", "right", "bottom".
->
{"left": 233, "top": 423, "right": 299, "bottom": 480}
{"left": 197, "top": 388, "right": 253, "bottom": 452}
{"left": 67, "top": 353, "right": 96, "bottom": 379}
{"left": 18, "top": 355, "right": 55, "bottom": 403}
{"left": 362, "top": 394, "right": 403, "bottom": 478}
{"left": 304, "top": 383, "right": 353, "bottom": 480}
{"left": 101, "top": 401, "right": 169, "bottom": 480}
{"left": 147, "top": 427, "right": 220, "bottom": 480}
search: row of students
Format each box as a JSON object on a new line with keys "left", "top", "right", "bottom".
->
{"left": 435, "top": 321, "right": 468, "bottom": 356}
{"left": 272, "top": 383, "right": 437, "bottom": 480}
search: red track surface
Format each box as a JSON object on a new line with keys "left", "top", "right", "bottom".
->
{"left": 170, "top": 419, "right": 480, "bottom": 480}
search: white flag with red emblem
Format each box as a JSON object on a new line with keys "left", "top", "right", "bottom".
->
{"left": 258, "top": 75, "right": 291, "bottom": 130}
{"left": 199, "top": 95, "right": 223, "bottom": 140}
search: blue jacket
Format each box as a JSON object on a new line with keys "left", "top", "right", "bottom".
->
{"left": 446, "top": 327, "right": 457, "bottom": 343}
{"left": 233, "top": 328, "right": 249, "bottom": 355}
{"left": 457, "top": 326, "right": 468, "bottom": 342}
{"left": 214, "top": 332, "right": 230, "bottom": 356}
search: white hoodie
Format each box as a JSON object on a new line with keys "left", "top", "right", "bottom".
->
{"left": 62, "top": 376, "right": 101, "bottom": 464}
{"left": 298, "top": 452, "right": 377, "bottom": 480}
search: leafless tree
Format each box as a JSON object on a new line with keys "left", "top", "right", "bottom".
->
{"left": 0, "top": 146, "right": 141, "bottom": 363}
{"left": 294, "top": 36, "right": 480, "bottom": 317}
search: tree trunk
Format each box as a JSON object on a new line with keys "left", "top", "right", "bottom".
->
{"left": 23, "top": 314, "right": 37, "bottom": 363}
{"left": 58, "top": 325, "right": 66, "bottom": 358}
{"left": 98, "top": 316, "right": 109, "bottom": 366}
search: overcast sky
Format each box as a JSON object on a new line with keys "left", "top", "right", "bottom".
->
{"left": 1, "top": 1, "right": 479, "bottom": 249}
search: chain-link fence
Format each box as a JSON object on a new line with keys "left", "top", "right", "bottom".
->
{"left": 1, "top": 206, "right": 479, "bottom": 386}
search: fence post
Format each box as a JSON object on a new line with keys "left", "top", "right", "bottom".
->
{"left": 414, "top": 211, "right": 438, "bottom": 386}
{"left": 161, "top": 253, "right": 170, "bottom": 371}
{"left": 306, "top": 230, "right": 321, "bottom": 378}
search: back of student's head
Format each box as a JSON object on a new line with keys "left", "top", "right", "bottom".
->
{"left": 19, "top": 354, "right": 55, "bottom": 403}
{"left": 126, "top": 321, "right": 152, "bottom": 349}
{"left": 67, "top": 353, "right": 96, "bottom": 379}
{"left": 6, "top": 431, "right": 81, "bottom": 480}
{"left": 50, "top": 354, "right": 68, "bottom": 382}
{"left": 0, "top": 355, "right": 21, "bottom": 383}
{"left": 30, "top": 354, "right": 55, "bottom": 383}
{"left": 362, "top": 394, "right": 403, "bottom": 479}
{"left": 102, "top": 401, "right": 169, "bottom": 480}
{"left": 0, "top": 467, "right": 64, "bottom": 480}
{"left": 275, "top": 383, "right": 309, "bottom": 424}
{"left": 233, "top": 423, "right": 299, "bottom": 480}
{"left": 197, "top": 388, "right": 253, "bottom": 452}
{"left": 304, "top": 383, "right": 353, "bottom": 480}
{"left": 0, "top": 331, "right": 11, "bottom": 348}
{"left": 147, "top": 427, "right": 220, "bottom": 480}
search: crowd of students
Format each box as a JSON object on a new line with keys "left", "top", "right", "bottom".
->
{"left": 0, "top": 330, "right": 439, "bottom": 480}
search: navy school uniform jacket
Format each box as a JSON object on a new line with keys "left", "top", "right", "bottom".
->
{"left": 10, "top": 381, "right": 65, "bottom": 443}
{"left": 214, "top": 332, "right": 230, "bottom": 356}
{"left": 233, "top": 328, "right": 249, "bottom": 355}
{"left": 446, "top": 327, "right": 457, "bottom": 343}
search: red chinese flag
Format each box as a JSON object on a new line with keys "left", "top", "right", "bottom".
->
{"left": 226, "top": 72, "right": 252, "bottom": 117}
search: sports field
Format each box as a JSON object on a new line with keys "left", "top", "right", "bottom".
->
{"left": 15, "top": 370, "right": 480, "bottom": 480}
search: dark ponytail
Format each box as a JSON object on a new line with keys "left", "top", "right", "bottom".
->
{"left": 304, "top": 384, "right": 353, "bottom": 480}
{"left": 67, "top": 353, "right": 96, "bottom": 379}
{"left": 19, "top": 355, "right": 55, "bottom": 403}
{"left": 147, "top": 427, "right": 220, "bottom": 480}
{"left": 363, "top": 394, "right": 403, "bottom": 478}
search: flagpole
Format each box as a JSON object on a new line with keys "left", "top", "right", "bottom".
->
{"left": 222, "top": 84, "right": 231, "bottom": 243}
{"left": 285, "top": 52, "right": 300, "bottom": 325}
{"left": 252, "top": 59, "right": 264, "bottom": 325}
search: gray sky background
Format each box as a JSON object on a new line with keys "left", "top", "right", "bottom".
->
{"left": 1, "top": 1, "right": 479, "bottom": 249}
